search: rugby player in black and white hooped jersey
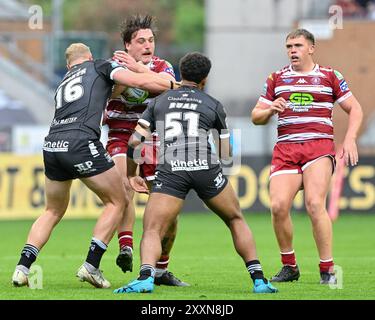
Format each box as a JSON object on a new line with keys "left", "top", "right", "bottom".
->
{"left": 11, "top": 43, "right": 176, "bottom": 289}
{"left": 113, "top": 52, "right": 278, "bottom": 294}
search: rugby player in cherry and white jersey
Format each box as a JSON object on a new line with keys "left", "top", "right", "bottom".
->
{"left": 104, "top": 15, "right": 188, "bottom": 287}
{"left": 251, "top": 29, "right": 363, "bottom": 285}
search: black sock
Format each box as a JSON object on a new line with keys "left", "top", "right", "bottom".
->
{"left": 85, "top": 238, "right": 107, "bottom": 269}
{"left": 246, "top": 260, "right": 265, "bottom": 283}
{"left": 17, "top": 244, "right": 39, "bottom": 269}
{"left": 138, "top": 264, "right": 155, "bottom": 280}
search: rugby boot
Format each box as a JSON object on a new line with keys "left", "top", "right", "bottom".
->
{"left": 113, "top": 276, "right": 154, "bottom": 293}
{"left": 76, "top": 264, "right": 111, "bottom": 288}
{"left": 320, "top": 272, "right": 337, "bottom": 285}
{"left": 12, "top": 266, "right": 29, "bottom": 287}
{"left": 270, "top": 265, "right": 300, "bottom": 282}
{"left": 116, "top": 246, "right": 133, "bottom": 273}
{"left": 253, "top": 278, "right": 278, "bottom": 293}
{"left": 154, "top": 271, "right": 189, "bottom": 286}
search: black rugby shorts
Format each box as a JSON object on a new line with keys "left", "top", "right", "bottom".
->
{"left": 151, "top": 164, "right": 228, "bottom": 200}
{"left": 43, "top": 132, "right": 114, "bottom": 181}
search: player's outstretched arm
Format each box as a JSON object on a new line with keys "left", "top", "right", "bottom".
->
{"left": 113, "top": 68, "right": 175, "bottom": 94}
{"left": 113, "top": 50, "right": 145, "bottom": 73}
{"left": 113, "top": 51, "right": 175, "bottom": 81}
{"left": 338, "top": 95, "right": 363, "bottom": 166}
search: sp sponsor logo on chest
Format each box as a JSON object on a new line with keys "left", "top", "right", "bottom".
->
{"left": 289, "top": 92, "right": 313, "bottom": 112}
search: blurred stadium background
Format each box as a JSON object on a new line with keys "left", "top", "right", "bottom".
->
{"left": 0, "top": 0, "right": 374, "bottom": 219}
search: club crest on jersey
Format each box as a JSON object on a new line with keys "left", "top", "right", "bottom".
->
{"left": 311, "top": 77, "right": 321, "bottom": 85}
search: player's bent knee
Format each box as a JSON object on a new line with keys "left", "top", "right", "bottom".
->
{"left": 221, "top": 209, "right": 243, "bottom": 226}
{"left": 143, "top": 213, "right": 166, "bottom": 233}
{"left": 45, "top": 208, "right": 66, "bottom": 222}
{"left": 104, "top": 196, "right": 127, "bottom": 214}
{"left": 144, "top": 227, "right": 164, "bottom": 240}
{"left": 270, "top": 200, "right": 290, "bottom": 217}
{"left": 305, "top": 199, "right": 325, "bottom": 217}
{"left": 102, "top": 185, "right": 128, "bottom": 208}
{"left": 230, "top": 213, "right": 244, "bottom": 223}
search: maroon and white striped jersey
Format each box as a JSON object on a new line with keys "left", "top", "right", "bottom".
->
{"left": 258, "top": 64, "right": 352, "bottom": 143}
{"left": 105, "top": 56, "right": 175, "bottom": 137}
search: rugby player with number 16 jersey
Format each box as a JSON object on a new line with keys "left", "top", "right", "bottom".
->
{"left": 12, "top": 43, "right": 175, "bottom": 289}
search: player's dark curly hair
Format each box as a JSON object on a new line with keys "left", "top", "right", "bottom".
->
{"left": 179, "top": 52, "right": 212, "bottom": 84}
{"left": 120, "top": 14, "right": 156, "bottom": 48}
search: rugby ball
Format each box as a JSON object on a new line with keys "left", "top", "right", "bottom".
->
{"left": 120, "top": 87, "right": 149, "bottom": 105}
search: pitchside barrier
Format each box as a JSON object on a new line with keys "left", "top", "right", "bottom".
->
{"left": 0, "top": 154, "right": 374, "bottom": 219}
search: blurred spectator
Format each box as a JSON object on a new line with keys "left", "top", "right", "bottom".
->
{"left": 336, "top": 0, "right": 366, "bottom": 18}
{"left": 356, "top": 0, "right": 375, "bottom": 18}
{"left": 367, "top": 0, "right": 375, "bottom": 19}
{"left": 0, "top": 89, "right": 37, "bottom": 152}
{"left": 336, "top": 0, "right": 375, "bottom": 19}
{"left": 356, "top": 0, "right": 373, "bottom": 10}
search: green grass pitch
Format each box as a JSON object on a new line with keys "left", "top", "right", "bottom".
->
{"left": 0, "top": 213, "right": 374, "bottom": 300}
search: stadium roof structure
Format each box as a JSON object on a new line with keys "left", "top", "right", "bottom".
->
{"left": 0, "top": 0, "right": 29, "bottom": 19}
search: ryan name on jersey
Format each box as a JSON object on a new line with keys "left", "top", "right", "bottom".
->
{"left": 168, "top": 102, "right": 198, "bottom": 110}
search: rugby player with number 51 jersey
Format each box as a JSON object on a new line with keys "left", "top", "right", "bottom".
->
{"left": 113, "top": 52, "right": 278, "bottom": 294}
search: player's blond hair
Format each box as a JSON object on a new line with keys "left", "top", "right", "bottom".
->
{"left": 286, "top": 29, "right": 315, "bottom": 45}
{"left": 65, "top": 43, "right": 92, "bottom": 65}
